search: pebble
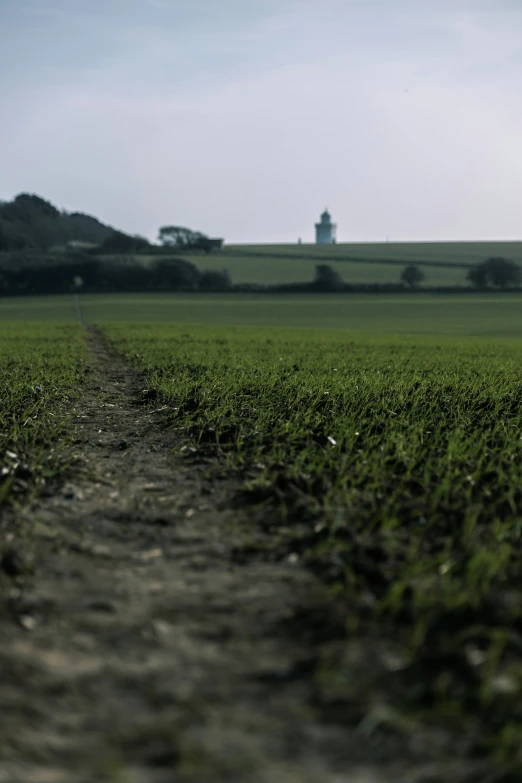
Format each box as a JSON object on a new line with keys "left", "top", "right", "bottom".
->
{"left": 19, "top": 615, "right": 37, "bottom": 631}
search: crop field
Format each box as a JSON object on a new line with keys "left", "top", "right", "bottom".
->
{"left": 102, "top": 323, "right": 522, "bottom": 769}
{"left": 84, "top": 293, "right": 522, "bottom": 335}
{"left": 3, "top": 292, "right": 522, "bottom": 339}
{"left": 3, "top": 303, "right": 522, "bottom": 778}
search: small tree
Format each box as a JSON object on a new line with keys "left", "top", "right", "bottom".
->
{"left": 158, "top": 225, "right": 206, "bottom": 248}
{"left": 466, "top": 265, "right": 488, "bottom": 288}
{"left": 314, "top": 264, "right": 344, "bottom": 291}
{"left": 467, "top": 257, "right": 521, "bottom": 288}
{"left": 401, "top": 265, "right": 425, "bottom": 288}
{"left": 485, "top": 256, "right": 521, "bottom": 288}
{"left": 195, "top": 236, "right": 224, "bottom": 254}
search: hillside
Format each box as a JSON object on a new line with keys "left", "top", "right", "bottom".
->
{"left": 0, "top": 193, "right": 116, "bottom": 251}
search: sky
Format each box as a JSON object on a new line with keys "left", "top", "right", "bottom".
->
{"left": 1, "top": 0, "right": 522, "bottom": 244}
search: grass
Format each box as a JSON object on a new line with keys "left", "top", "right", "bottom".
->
{"left": 2, "top": 296, "right": 522, "bottom": 769}
{"left": 103, "top": 322, "right": 522, "bottom": 772}
{"left": 45, "top": 293, "right": 522, "bottom": 339}
{"left": 5, "top": 292, "right": 522, "bottom": 338}
{"left": 223, "top": 240, "right": 522, "bottom": 265}
{"left": 0, "top": 324, "right": 87, "bottom": 510}
{"left": 193, "top": 254, "right": 470, "bottom": 286}
{"left": 0, "top": 296, "right": 80, "bottom": 322}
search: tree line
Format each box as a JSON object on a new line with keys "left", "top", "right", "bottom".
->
{"left": 313, "top": 257, "right": 522, "bottom": 291}
{"left": 0, "top": 194, "right": 114, "bottom": 251}
{"left": 0, "top": 192, "right": 223, "bottom": 255}
{"left": 2, "top": 255, "right": 522, "bottom": 297}
{"left": 0, "top": 256, "right": 231, "bottom": 296}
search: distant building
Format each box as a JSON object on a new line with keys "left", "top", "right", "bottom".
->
{"left": 315, "top": 209, "right": 336, "bottom": 244}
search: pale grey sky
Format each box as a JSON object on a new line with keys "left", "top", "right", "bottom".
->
{"left": 2, "top": 0, "right": 522, "bottom": 243}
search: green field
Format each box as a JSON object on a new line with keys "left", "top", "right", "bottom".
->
{"left": 103, "top": 322, "right": 522, "bottom": 765}
{"left": 225, "top": 240, "right": 522, "bottom": 264}
{"left": 191, "top": 253, "right": 470, "bottom": 286}
{"left": 182, "top": 240, "right": 522, "bottom": 286}
{"left": 3, "top": 294, "right": 522, "bottom": 772}
{"left": 2, "top": 293, "right": 522, "bottom": 339}
{"left": 130, "top": 240, "right": 522, "bottom": 286}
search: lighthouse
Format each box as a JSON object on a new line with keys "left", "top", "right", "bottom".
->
{"left": 315, "top": 209, "right": 336, "bottom": 244}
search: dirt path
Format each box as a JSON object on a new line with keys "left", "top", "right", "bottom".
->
{"left": 0, "top": 327, "right": 363, "bottom": 783}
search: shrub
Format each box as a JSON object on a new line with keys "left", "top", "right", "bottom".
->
{"left": 314, "top": 264, "right": 344, "bottom": 291}
{"left": 400, "top": 265, "right": 425, "bottom": 288}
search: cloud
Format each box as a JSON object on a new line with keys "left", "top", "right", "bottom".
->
{"left": 2, "top": 0, "right": 522, "bottom": 242}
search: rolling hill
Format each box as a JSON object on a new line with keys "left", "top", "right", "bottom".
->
{"left": 0, "top": 193, "right": 116, "bottom": 252}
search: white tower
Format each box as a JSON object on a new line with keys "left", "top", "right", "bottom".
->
{"left": 315, "top": 209, "right": 336, "bottom": 244}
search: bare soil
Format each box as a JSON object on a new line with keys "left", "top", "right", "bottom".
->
{"left": 0, "top": 329, "right": 485, "bottom": 783}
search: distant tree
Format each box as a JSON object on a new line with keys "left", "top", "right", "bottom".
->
{"left": 485, "top": 256, "right": 520, "bottom": 288}
{"left": 401, "top": 265, "right": 425, "bottom": 288}
{"left": 0, "top": 195, "right": 60, "bottom": 249}
{"left": 195, "top": 236, "right": 224, "bottom": 254}
{"left": 199, "top": 269, "right": 231, "bottom": 292}
{"left": 9, "top": 234, "right": 31, "bottom": 251}
{"left": 314, "top": 264, "right": 344, "bottom": 291}
{"left": 67, "top": 212, "right": 115, "bottom": 244}
{"left": 0, "top": 193, "right": 118, "bottom": 251}
{"left": 466, "top": 264, "right": 488, "bottom": 288}
{"left": 9, "top": 193, "right": 60, "bottom": 221}
{"left": 158, "top": 225, "right": 206, "bottom": 248}
{"left": 100, "top": 231, "right": 150, "bottom": 253}
{"left": 467, "top": 257, "right": 521, "bottom": 288}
